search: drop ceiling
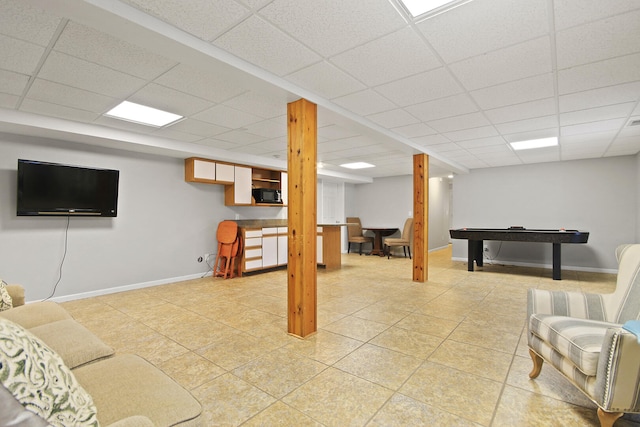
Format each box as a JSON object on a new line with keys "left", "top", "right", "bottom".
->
{"left": 1, "top": 0, "right": 639, "bottom": 182}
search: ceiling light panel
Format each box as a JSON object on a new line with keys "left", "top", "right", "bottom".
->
{"left": 105, "top": 101, "right": 182, "bottom": 127}
{"left": 340, "top": 162, "right": 375, "bottom": 169}
{"left": 510, "top": 137, "right": 558, "bottom": 150}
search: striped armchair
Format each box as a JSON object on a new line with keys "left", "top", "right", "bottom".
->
{"left": 527, "top": 244, "right": 640, "bottom": 427}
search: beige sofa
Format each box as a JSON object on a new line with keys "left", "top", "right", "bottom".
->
{"left": 0, "top": 284, "right": 203, "bottom": 427}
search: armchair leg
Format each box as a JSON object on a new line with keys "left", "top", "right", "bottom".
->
{"left": 407, "top": 246, "right": 411, "bottom": 259}
{"left": 528, "top": 349, "right": 544, "bottom": 379}
{"left": 597, "top": 408, "right": 623, "bottom": 427}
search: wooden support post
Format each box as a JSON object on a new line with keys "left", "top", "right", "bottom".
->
{"left": 287, "top": 98, "right": 317, "bottom": 338}
{"left": 413, "top": 154, "right": 429, "bottom": 282}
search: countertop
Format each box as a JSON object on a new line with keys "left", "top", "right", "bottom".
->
{"left": 231, "top": 219, "right": 351, "bottom": 228}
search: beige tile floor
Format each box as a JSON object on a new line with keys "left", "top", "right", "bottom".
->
{"left": 61, "top": 246, "right": 640, "bottom": 426}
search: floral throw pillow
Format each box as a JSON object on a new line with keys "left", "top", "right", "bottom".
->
{"left": 0, "top": 317, "right": 100, "bottom": 426}
{"left": 0, "top": 279, "right": 12, "bottom": 311}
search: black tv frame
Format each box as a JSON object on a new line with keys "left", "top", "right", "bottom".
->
{"left": 17, "top": 159, "right": 119, "bottom": 217}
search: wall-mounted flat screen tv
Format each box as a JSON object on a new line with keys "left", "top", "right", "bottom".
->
{"left": 17, "top": 159, "right": 119, "bottom": 217}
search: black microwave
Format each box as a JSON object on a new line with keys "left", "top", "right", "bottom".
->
{"left": 252, "top": 188, "right": 282, "bottom": 204}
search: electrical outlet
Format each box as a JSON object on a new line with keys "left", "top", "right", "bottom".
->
{"left": 197, "top": 256, "right": 203, "bottom": 263}
{"left": 484, "top": 246, "right": 489, "bottom": 252}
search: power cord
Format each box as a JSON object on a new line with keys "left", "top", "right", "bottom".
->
{"left": 43, "top": 215, "right": 70, "bottom": 301}
{"left": 200, "top": 254, "right": 214, "bottom": 278}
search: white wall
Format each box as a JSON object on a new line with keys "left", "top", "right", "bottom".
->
{"left": 0, "top": 133, "right": 285, "bottom": 301}
{"left": 346, "top": 175, "right": 452, "bottom": 251}
{"left": 451, "top": 156, "right": 637, "bottom": 272}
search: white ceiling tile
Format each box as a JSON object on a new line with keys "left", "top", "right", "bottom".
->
{"left": 318, "top": 125, "right": 360, "bottom": 140}
{"left": 444, "top": 126, "right": 500, "bottom": 142}
{"left": 516, "top": 148, "right": 561, "bottom": 164}
{"left": 553, "top": 0, "right": 640, "bottom": 30}
{"left": 0, "top": 69, "right": 30, "bottom": 96}
{"left": 214, "top": 15, "right": 320, "bottom": 76}
{"left": 485, "top": 98, "right": 556, "bottom": 124}
{"left": 375, "top": 68, "right": 463, "bottom": 107}
{"left": 605, "top": 141, "right": 640, "bottom": 157}
{"left": 20, "top": 98, "right": 99, "bottom": 123}
{"left": 39, "top": 51, "right": 146, "bottom": 98}
{"left": 330, "top": 27, "right": 441, "bottom": 87}
{"left": 425, "top": 143, "right": 464, "bottom": 154}
{"left": 427, "top": 112, "right": 490, "bottom": 133}
{"left": 54, "top": 22, "right": 177, "bottom": 80}
{"left": 559, "top": 82, "right": 640, "bottom": 113}
{"left": 558, "top": 53, "right": 640, "bottom": 95}
{"left": 418, "top": 0, "right": 549, "bottom": 63}
{"left": 411, "top": 134, "right": 450, "bottom": 146}
{"left": 0, "top": 0, "right": 62, "bottom": 46}
{"left": 495, "top": 115, "right": 558, "bottom": 135}
{"left": 456, "top": 136, "right": 505, "bottom": 149}
{"left": 215, "top": 129, "right": 265, "bottom": 144}
{"left": 0, "top": 93, "right": 19, "bottom": 108}
{"left": 129, "top": 83, "right": 213, "bottom": 116}
{"left": 194, "top": 138, "right": 237, "bottom": 150}
{"left": 93, "top": 115, "right": 156, "bottom": 133}
{"left": 556, "top": 10, "right": 640, "bottom": 70}
{"left": 332, "top": 90, "right": 396, "bottom": 116}
{"left": 366, "top": 108, "right": 419, "bottom": 129}
{"left": 0, "top": 34, "right": 45, "bottom": 74}
{"left": 259, "top": 0, "right": 406, "bottom": 57}
{"left": 244, "top": 119, "right": 287, "bottom": 138}
{"left": 121, "top": 0, "right": 248, "bottom": 41}
{"left": 470, "top": 73, "right": 555, "bottom": 110}
{"left": 167, "top": 118, "right": 230, "bottom": 137}
{"left": 560, "top": 118, "right": 627, "bottom": 136}
{"left": 560, "top": 103, "right": 636, "bottom": 127}
{"left": 561, "top": 131, "right": 616, "bottom": 146}
{"left": 286, "top": 61, "right": 365, "bottom": 99}
{"left": 450, "top": 37, "right": 552, "bottom": 91}
{"left": 405, "top": 93, "right": 477, "bottom": 122}
{"left": 151, "top": 127, "right": 203, "bottom": 142}
{"left": 193, "top": 104, "right": 262, "bottom": 128}
{"left": 224, "top": 92, "right": 288, "bottom": 119}
{"left": 391, "top": 123, "right": 437, "bottom": 138}
{"left": 27, "top": 79, "right": 116, "bottom": 113}
{"left": 467, "top": 143, "right": 513, "bottom": 155}
{"left": 154, "top": 63, "right": 247, "bottom": 103}
{"left": 618, "top": 125, "right": 640, "bottom": 138}
{"left": 318, "top": 135, "right": 374, "bottom": 153}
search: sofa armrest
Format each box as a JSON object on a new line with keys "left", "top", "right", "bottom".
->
{"left": 527, "top": 288, "right": 606, "bottom": 321}
{"left": 5, "top": 285, "right": 25, "bottom": 307}
{"left": 595, "top": 328, "right": 640, "bottom": 412}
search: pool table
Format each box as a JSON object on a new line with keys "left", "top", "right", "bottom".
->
{"left": 449, "top": 228, "right": 590, "bottom": 280}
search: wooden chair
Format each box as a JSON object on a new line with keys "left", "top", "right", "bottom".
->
{"left": 213, "top": 220, "right": 241, "bottom": 279}
{"left": 383, "top": 218, "right": 413, "bottom": 259}
{"left": 346, "top": 217, "right": 373, "bottom": 255}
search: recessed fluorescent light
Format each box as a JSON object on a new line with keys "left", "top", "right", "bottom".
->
{"left": 398, "top": 0, "right": 471, "bottom": 18}
{"left": 105, "top": 101, "right": 182, "bottom": 127}
{"left": 510, "top": 137, "right": 558, "bottom": 151}
{"left": 340, "top": 162, "right": 375, "bottom": 169}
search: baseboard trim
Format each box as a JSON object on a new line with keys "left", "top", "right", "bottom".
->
{"left": 450, "top": 257, "right": 617, "bottom": 275}
{"left": 41, "top": 272, "right": 209, "bottom": 303}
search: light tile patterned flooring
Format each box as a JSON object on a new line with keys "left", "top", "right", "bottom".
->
{"left": 61, "top": 247, "right": 640, "bottom": 426}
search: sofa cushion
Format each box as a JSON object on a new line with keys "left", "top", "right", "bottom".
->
{"left": 0, "top": 317, "right": 99, "bottom": 427}
{"left": 73, "top": 354, "right": 202, "bottom": 427}
{"left": 0, "top": 301, "right": 72, "bottom": 329}
{"left": 0, "top": 279, "right": 12, "bottom": 311}
{"left": 529, "top": 314, "right": 619, "bottom": 376}
{"left": 30, "top": 319, "right": 115, "bottom": 369}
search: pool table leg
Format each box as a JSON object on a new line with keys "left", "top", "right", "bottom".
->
{"left": 467, "top": 240, "right": 483, "bottom": 271}
{"left": 552, "top": 243, "right": 561, "bottom": 280}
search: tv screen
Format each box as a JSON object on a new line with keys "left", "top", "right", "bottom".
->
{"left": 17, "top": 159, "right": 119, "bottom": 217}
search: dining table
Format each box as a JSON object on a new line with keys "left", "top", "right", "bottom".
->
{"left": 362, "top": 226, "right": 399, "bottom": 256}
